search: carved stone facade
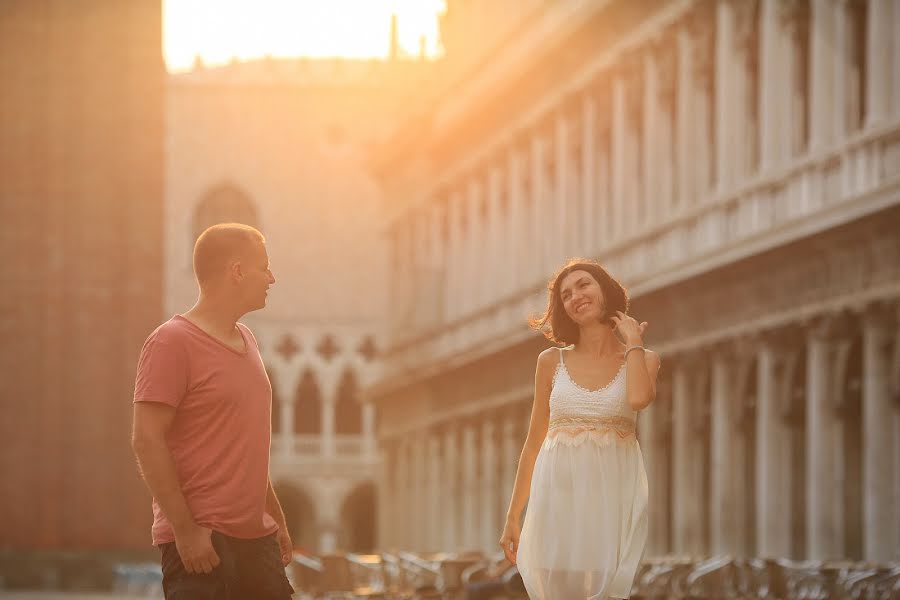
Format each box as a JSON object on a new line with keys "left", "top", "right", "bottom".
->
{"left": 372, "top": 0, "right": 900, "bottom": 562}
{"left": 165, "top": 58, "right": 427, "bottom": 553}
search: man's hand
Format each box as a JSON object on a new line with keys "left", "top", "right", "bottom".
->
{"left": 276, "top": 526, "right": 293, "bottom": 566}
{"left": 174, "top": 523, "right": 220, "bottom": 574}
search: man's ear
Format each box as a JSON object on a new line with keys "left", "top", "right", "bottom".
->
{"left": 230, "top": 261, "right": 243, "bottom": 282}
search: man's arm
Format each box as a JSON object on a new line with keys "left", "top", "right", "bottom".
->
{"left": 266, "top": 478, "right": 293, "bottom": 565}
{"left": 132, "top": 402, "right": 220, "bottom": 574}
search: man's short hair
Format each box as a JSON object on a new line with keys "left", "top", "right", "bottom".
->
{"left": 193, "top": 223, "right": 265, "bottom": 284}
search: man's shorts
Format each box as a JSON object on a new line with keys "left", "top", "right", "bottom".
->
{"left": 159, "top": 531, "right": 294, "bottom": 599}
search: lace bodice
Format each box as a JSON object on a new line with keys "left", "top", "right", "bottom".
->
{"left": 547, "top": 348, "right": 636, "bottom": 441}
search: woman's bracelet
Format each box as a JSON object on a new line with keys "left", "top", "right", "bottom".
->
{"left": 624, "top": 345, "right": 645, "bottom": 360}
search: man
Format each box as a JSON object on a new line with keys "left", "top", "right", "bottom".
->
{"left": 132, "top": 223, "right": 294, "bottom": 599}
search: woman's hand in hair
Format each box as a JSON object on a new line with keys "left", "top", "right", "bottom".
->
{"left": 611, "top": 310, "right": 647, "bottom": 346}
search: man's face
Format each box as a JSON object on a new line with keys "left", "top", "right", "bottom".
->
{"left": 239, "top": 241, "right": 275, "bottom": 311}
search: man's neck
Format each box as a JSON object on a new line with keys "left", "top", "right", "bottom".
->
{"left": 183, "top": 297, "right": 243, "bottom": 339}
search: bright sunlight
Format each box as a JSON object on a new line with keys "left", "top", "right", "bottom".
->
{"left": 164, "top": 0, "right": 446, "bottom": 72}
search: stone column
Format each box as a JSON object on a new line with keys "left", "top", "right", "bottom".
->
{"left": 710, "top": 351, "right": 734, "bottom": 555}
{"left": 411, "top": 434, "right": 426, "bottom": 551}
{"left": 445, "top": 191, "right": 461, "bottom": 321}
{"left": 501, "top": 414, "right": 518, "bottom": 521}
{"left": 581, "top": 91, "right": 596, "bottom": 254}
{"left": 672, "top": 360, "right": 705, "bottom": 555}
{"left": 486, "top": 165, "right": 504, "bottom": 300}
{"left": 280, "top": 398, "right": 294, "bottom": 456}
{"left": 506, "top": 145, "right": 522, "bottom": 293}
{"left": 555, "top": 109, "right": 569, "bottom": 262}
{"left": 809, "top": 0, "right": 835, "bottom": 151}
{"left": 865, "top": 0, "right": 893, "bottom": 127}
{"left": 832, "top": 1, "right": 848, "bottom": 139}
{"left": 755, "top": 339, "right": 793, "bottom": 557}
{"left": 362, "top": 403, "right": 376, "bottom": 456}
{"left": 714, "top": 0, "right": 736, "bottom": 191}
{"left": 637, "top": 386, "right": 667, "bottom": 556}
{"left": 377, "top": 442, "right": 393, "bottom": 549}
{"left": 651, "top": 36, "right": 676, "bottom": 219}
{"left": 480, "top": 419, "right": 498, "bottom": 553}
{"left": 675, "top": 26, "right": 693, "bottom": 210}
{"left": 759, "top": 0, "right": 786, "bottom": 172}
{"left": 862, "top": 305, "right": 897, "bottom": 562}
{"left": 427, "top": 434, "right": 442, "bottom": 551}
{"left": 442, "top": 426, "right": 459, "bottom": 550}
{"left": 611, "top": 73, "right": 628, "bottom": 239}
{"left": 465, "top": 178, "right": 483, "bottom": 314}
{"left": 689, "top": 10, "right": 715, "bottom": 196}
{"left": 642, "top": 50, "right": 658, "bottom": 229}
{"left": 806, "top": 319, "right": 847, "bottom": 559}
{"left": 461, "top": 423, "right": 478, "bottom": 550}
{"left": 530, "top": 131, "right": 546, "bottom": 278}
{"left": 395, "top": 440, "right": 410, "bottom": 549}
{"left": 322, "top": 398, "right": 335, "bottom": 459}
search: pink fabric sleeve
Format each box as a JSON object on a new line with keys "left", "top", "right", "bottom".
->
{"left": 133, "top": 330, "right": 189, "bottom": 407}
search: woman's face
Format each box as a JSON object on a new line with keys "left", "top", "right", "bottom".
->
{"left": 559, "top": 269, "right": 606, "bottom": 325}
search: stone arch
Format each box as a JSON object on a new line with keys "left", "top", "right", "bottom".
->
{"left": 191, "top": 183, "right": 260, "bottom": 252}
{"left": 334, "top": 369, "right": 362, "bottom": 435}
{"left": 267, "top": 368, "right": 281, "bottom": 434}
{"left": 273, "top": 481, "right": 316, "bottom": 553}
{"left": 294, "top": 368, "right": 322, "bottom": 435}
{"left": 338, "top": 481, "right": 376, "bottom": 552}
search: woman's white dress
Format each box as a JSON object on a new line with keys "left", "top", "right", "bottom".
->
{"left": 516, "top": 348, "right": 648, "bottom": 600}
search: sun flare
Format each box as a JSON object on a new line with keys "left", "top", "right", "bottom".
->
{"left": 164, "top": 0, "right": 446, "bottom": 72}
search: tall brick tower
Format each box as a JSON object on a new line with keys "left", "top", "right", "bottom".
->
{"left": 0, "top": 0, "right": 164, "bottom": 563}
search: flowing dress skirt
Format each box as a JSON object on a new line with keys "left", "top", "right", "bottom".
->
{"left": 516, "top": 430, "right": 648, "bottom": 600}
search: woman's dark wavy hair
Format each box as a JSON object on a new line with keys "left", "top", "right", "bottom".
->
{"left": 529, "top": 258, "right": 629, "bottom": 346}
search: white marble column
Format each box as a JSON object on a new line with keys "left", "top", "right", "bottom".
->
{"left": 501, "top": 414, "right": 518, "bottom": 520}
{"left": 672, "top": 360, "right": 704, "bottom": 555}
{"left": 427, "top": 434, "right": 442, "bottom": 551}
{"left": 611, "top": 73, "right": 628, "bottom": 240}
{"left": 446, "top": 191, "right": 462, "bottom": 322}
{"left": 710, "top": 353, "right": 735, "bottom": 555}
{"left": 280, "top": 398, "right": 294, "bottom": 455}
{"left": 862, "top": 306, "right": 897, "bottom": 562}
{"left": 832, "top": 1, "right": 849, "bottom": 139}
{"left": 506, "top": 145, "right": 524, "bottom": 292}
{"left": 809, "top": 0, "right": 835, "bottom": 151}
{"left": 759, "top": 0, "right": 787, "bottom": 172}
{"left": 530, "top": 132, "right": 547, "bottom": 278}
{"left": 675, "top": 26, "right": 694, "bottom": 210}
{"left": 411, "top": 434, "right": 427, "bottom": 551}
{"left": 581, "top": 92, "right": 596, "bottom": 255}
{"left": 755, "top": 341, "right": 793, "bottom": 557}
{"left": 442, "top": 427, "right": 459, "bottom": 550}
{"left": 866, "top": 0, "right": 893, "bottom": 127}
{"left": 465, "top": 178, "right": 483, "bottom": 314}
{"left": 480, "top": 419, "right": 498, "bottom": 553}
{"left": 806, "top": 321, "right": 845, "bottom": 559}
{"left": 322, "top": 399, "right": 336, "bottom": 459}
{"left": 715, "top": 0, "right": 736, "bottom": 191}
{"left": 486, "top": 165, "right": 504, "bottom": 300}
{"left": 362, "top": 403, "right": 376, "bottom": 456}
{"left": 461, "top": 423, "right": 478, "bottom": 550}
{"left": 690, "top": 16, "right": 715, "bottom": 197}
{"left": 377, "top": 442, "right": 393, "bottom": 549}
{"left": 555, "top": 109, "right": 569, "bottom": 262}
{"left": 637, "top": 388, "right": 667, "bottom": 556}
{"left": 395, "top": 440, "right": 410, "bottom": 548}
{"left": 641, "top": 52, "right": 658, "bottom": 231}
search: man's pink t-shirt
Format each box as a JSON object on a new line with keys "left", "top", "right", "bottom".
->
{"left": 133, "top": 315, "right": 278, "bottom": 545}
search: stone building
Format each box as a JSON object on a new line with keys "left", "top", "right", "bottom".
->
{"left": 165, "top": 56, "right": 429, "bottom": 552}
{"left": 370, "top": 0, "right": 900, "bottom": 563}
{"left": 0, "top": 0, "right": 164, "bottom": 559}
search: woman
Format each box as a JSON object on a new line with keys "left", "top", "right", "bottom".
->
{"left": 500, "top": 259, "right": 660, "bottom": 600}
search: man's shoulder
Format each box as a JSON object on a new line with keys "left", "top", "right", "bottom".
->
{"left": 145, "top": 316, "right": 193, "bottom": 346}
